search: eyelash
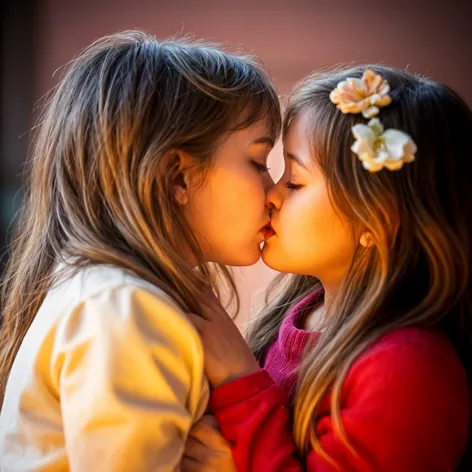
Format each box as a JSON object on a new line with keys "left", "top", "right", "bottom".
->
{"left": 285, "top": 181, "right": 302, "bottom": 191}
{"left": 253, "top": 162, "right": 270, "bottom": 173}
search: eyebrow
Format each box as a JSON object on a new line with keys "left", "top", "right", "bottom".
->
{"left": 286, "top": 152, "right": 308, "bottom": 170}
{"left": 250, "top": 136, "right": 275, "bottom": 148}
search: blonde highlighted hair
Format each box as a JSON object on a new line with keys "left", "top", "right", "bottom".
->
{"left": 0, "top": 30, "right": 281, "bottom": 402}
{"left": 247, "top": 65, "right": 472, "bottom": 470}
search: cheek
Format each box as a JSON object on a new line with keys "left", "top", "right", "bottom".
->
{"left": 184, "top": 156, "right": 269, "bottom": 265}
{"left": 273, "top": 187, "right": 354, "bottom": 269}
{"left": 190, "top": 165, "right": 266, "bottom": 238}
{"left": 211, "top": 166, "right": 266, "bottom": 221}
{"left": 281, "top": 189, "right": 325, "bottom": 248}
{"left": 303, "top": 188, "right": 351, "bottom": 247}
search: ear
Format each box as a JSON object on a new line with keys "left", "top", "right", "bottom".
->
{"left": 174, "top": 172, "right": 188, "bottom": 205}
{"left": 172, "top": 150, "right": 194, "bottom": 206}
{"left": 360, "top": 231, "right": 374, "bottom": 248}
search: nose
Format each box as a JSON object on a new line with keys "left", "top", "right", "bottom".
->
{"left": 266, "top": 178, "right": 283, "bottom": 212}
{"left": 263, "top": 171, "right": 275, "bottom": 193}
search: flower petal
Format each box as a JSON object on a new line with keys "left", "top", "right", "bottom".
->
{"left": 330, "top": 70, "right": 392, "bottom": 115}
{"left": 404, "top": 139, "right": 418, "bottom": 155}
{"left": 377, "top": 95, "right": 392, "bottom": 107}
{"left": 340, "top": 102, "right": 363, "bottom": 113}
{"left": 368, "top": 93, "right": 381, "bottom": 105}
{"left": 367, "top": 118, "right": 384, "bottom": 135}
{"left": 351, "top": 124, "right": 376, "bottom": 161}
{"left": 352, "top": 123, "right": 377, "bottom": 143}
{"left": 339, "top": 79, "right": 364, "bottom": 100}
{"left": 403, "top": 152, "right": 416, "bottom": 163}
{"left": 379, "top": 83, "right": 391, "bottom": 96}
{"left": 363, "top": 69, "right": 381, "bottom": 94}
{"left": 351, "top": 141, "right": 374, "bottom": 161}
{"left": 329, "top": 89, "right": 340, "bottom": 103}
{"left": 371, "top": 76, "right": 382, "bottom": 93}
{"left": 384, "top": 160, "right": 405, "bottom": 171}
{"left": 374, "top": 150, "right": 390, "bottom": 163}
{"left": 383, "top": 129, "right": 412, "bottom": 160}
{"left": 362, "top": 106, "right": 379, "bottom": 119}
{"left": 362, "top": 159, "right": 384, "bottom": 172}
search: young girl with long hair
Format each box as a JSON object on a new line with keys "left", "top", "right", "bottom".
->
{"left": 185, "top": 66, "right": 471, "bottom": 471}
{"left": 0, "top": 30, "right": 281, "bottom": 471}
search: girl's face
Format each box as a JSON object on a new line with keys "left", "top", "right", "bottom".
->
{"left": 183, "top": 118, "right": 275, "bottom": 266}
{"left": 262, "top": 111, "right": 356, "bottom": 289}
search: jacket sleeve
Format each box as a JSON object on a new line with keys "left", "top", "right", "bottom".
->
{"left": 211, "top": 338, "right": 469, "bottom": 472}
{"left": 51, "top": 284, "right": 209, "bottom": 472}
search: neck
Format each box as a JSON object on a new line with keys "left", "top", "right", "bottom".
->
{"left": 303, "top": 279, "right": 340, "bottom": 332}
{"left": 322, "top": 285, "right": 337, "bottom": 314}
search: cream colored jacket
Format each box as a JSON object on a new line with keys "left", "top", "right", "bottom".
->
{"left": 0, "top": 264, "right": 209, "bottom": 471}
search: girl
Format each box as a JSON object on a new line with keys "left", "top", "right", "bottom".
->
{"left": 0, "top": 30, "right": 281, "bottom": 470}
{"left": 184, "top": 66, "right": 472, "bottom": 471}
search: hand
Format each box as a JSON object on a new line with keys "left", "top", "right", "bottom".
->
{"left": 181, "top": 414, "right": 236, "bottom": 472}
{"left": 188, "top": 287, "right": 260, "bottom": 389}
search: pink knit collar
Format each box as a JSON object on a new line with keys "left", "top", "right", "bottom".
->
{"left": 277, "top": 287, "right": 324, "bottom": 363}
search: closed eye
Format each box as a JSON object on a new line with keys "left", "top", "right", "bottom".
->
{"left": 285, "top": 181, "right": 302, "bottom": 190}
{"left": 253, "top": 161, "right": 270, "bottom": 173}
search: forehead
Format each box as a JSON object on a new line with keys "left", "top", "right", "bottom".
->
{"left": 245, "top": 116, "right": 274, "bottom": 139}
{"left": 284, "top": 111, "right": 313, "bottom": 157}
{"left": 223, "top": 115, "right": 275, "bottom": 147}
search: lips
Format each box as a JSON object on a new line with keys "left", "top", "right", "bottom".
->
{"left": 261, "top": 221, "right": 276, "bottom": 241}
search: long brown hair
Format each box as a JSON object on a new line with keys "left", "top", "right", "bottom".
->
{"left": 0, "top": 30, "right": 281, "bottom": 401}
{"left": 246, "top": 65, "right": 472, "bottom": 468}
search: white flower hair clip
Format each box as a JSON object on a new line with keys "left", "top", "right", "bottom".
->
{"left": 351, "top": 118, "right": 417, "bottom": 172}
{"left": 330, "top": 68, "right": 417, "bottom": 173}
{"left": 330, "top": 69, "right": 392, "bottom": 119}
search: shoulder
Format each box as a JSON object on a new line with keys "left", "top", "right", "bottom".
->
{"left": 50, "top": 264, "right": 203, "bottom": 367}
{"left": 51, "top": 263, "right": 189, "bottom": 321}
{"left": 337, "top": 328, "right": 470, "bottom": 466}
{"left": 344, "top": 327, "right": 469, "bottom": 426}
{"left": 53, "top": 262, "right": 181, "bottom": 308}
{"left": 347, "top": 327, "right": 468, "bottom": 393}
{"left": 46, "top": 265, "right": 208, "bottom": 413}
{"left": 353, "top": 327, "right": 465, "bottom": 377}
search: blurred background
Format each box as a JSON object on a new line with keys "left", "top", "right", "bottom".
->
{"left": 1, "top": 0, "right": 471, "bottom": 323}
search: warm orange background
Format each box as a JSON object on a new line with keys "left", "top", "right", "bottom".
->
{"left": 2, "top": 0, "right": 471, "bottom": 322}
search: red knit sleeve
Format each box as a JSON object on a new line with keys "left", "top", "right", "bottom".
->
{"left": 210, "top": 369, "right": 305, "bottom": 471}
{"left": 210, "top": 330, "right": 469, "bottom": 472}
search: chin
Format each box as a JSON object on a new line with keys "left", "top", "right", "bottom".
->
{"left": 231, "top": 250, "right": 261, "bottom": 267}
{"left": 261, "top": 244, "right": 290, "bottom": 272}
{"left": 261, "top": 244, "right": 278, "bottom": 269}
{"left": 212, "top": 245, "right": 261, "bottom": 267}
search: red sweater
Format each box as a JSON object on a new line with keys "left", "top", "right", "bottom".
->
{"left": 210, "top": 291, "right": 470, "bottom": 471}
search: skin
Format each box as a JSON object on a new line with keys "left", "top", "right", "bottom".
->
{"left": 179, "top": 117, "right": 275, "bottom": 267}
{"left": 188, "top": 109, "right": 358, "bottom": 392}
{"left": 182, "top": 111, "right": 360, "bottom": 470}
{"left": 179, "top": 118, "right": 276, "bottom": 471}
{"left": 262, "top": 110, "right": 356, "bottom": 308}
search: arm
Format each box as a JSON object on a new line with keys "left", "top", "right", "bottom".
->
{"left": 51, "top": 285, "right": 208, "bottom": 472}
{"left": 181, "top": 414, "right": 237, "bottom": 471}
{"left": 211, "top": 369, "right": 304, "bottom": 472}
{"left": 211, "top": 333, "right": 469, "bottom": 472}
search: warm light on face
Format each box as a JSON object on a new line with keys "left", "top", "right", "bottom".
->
{"left": 183, "top": 118, "right": 275, "bottom": 267}
{"left": 262, "top": 111, "right": 355, "bottom": 288}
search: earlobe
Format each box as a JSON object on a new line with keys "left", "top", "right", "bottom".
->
{"left": 174, "top": 172, "right": 188, "bottom": 205}
{"left": 360, "top": 232, "right": 374, "bottom": 248}
{"left": 171, "top": 150, "right": 193, "bottom": 206}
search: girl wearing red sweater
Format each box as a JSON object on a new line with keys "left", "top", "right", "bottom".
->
{"left": 182, "top": 66, "right": 471, "bottom": 471}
